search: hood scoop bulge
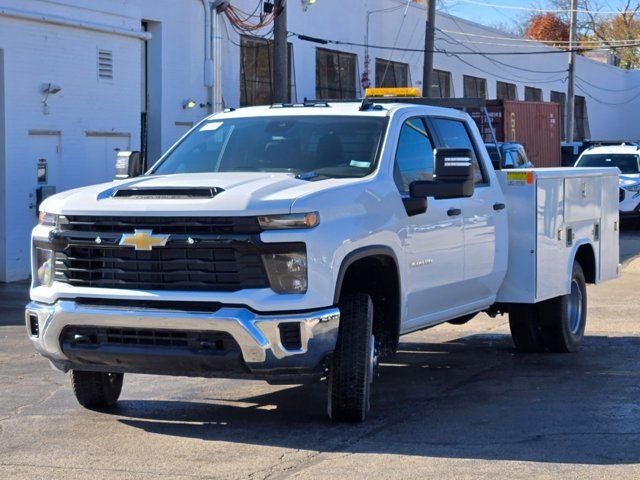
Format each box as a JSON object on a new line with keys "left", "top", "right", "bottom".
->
{"left": 112, "top": 187, "right": 224, "bottom": 199}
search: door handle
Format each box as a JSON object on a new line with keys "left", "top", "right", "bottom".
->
{"left": 493, "top": 203, "right": 506, "bottom": 211}
{"left": 447, "top": 208, "right": 462, "bottom": 217}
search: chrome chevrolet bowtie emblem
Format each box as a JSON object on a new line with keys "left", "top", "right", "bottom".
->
{"left": 119, "top": 230, "right": 169, "bottom": 251}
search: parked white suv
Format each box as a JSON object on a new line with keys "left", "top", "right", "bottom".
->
{"left": 575, "top": 144, "right": 640, "bottom": 220}
{"left": 26, "top": 100, "right": 619, "bottom": 422}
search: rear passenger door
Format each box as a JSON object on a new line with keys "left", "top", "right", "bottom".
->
{"left": 393, "top": 116, "right": 465, "bottom": 330}
{"left": 430, "top": 117, "right": 503, "bottom": 307}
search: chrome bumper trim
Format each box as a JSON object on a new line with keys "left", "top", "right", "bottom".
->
{"left": 25, "top": 301, "right": 340, "bottom": 372}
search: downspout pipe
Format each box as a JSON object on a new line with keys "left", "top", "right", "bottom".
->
{"left": 201, "top": 0, "right": 214, "bottom": 114}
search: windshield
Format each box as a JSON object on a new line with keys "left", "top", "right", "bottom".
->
{"left": 150, "top": 115, "right": 388, "bottom": 178}
{"left": 576, "top": 153, "right": 640, "bottom": 174}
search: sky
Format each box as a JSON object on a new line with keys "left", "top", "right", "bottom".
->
{"left": 439, "top": 0, "right": 635, "bottom": 30}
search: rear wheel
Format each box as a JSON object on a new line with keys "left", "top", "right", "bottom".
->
{"left": 538, "top": 262, "right": 587, "bottom": 353}
{"left": 328, "top": 293, "right": 375, "bottom": 423}
{"left": 71, "top": 370, "right": 123, "bottom": 409}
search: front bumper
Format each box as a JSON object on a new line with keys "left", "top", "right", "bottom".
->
{"left": 25, "top": 300, "right": 340, "bottom": 382}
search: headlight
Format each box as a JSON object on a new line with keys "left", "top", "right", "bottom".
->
{"left": 258, "top": 212, "right": 319, "bottom": 230}
{"left": 38, "top": 212, "right": 58, "bottom": 226}
{"left": 262, "top": 252, "right": 307, "bottom": 293}
{"left": 35, "top": 248, "right": 54, "bottom": 287}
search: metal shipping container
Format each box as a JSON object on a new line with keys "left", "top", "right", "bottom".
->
{"left": 470, "top": 100, "right": 562, "bottom": 168}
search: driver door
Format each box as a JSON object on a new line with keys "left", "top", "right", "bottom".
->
{"left": 393, "top": 116, "right": 465, "bottom": 332}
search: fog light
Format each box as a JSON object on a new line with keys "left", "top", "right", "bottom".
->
{"left": 28, "top": 313, "right": 40, "bottom": 337}
{"left": 262, "top": 252, "right": 308, "bottom": 293}
{"left": 35, "top": 248, "right": 54, "bottom": 287}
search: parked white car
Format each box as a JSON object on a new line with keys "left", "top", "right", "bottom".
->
{"left": 575, "top": 144, "right": 640, "bottom": 220}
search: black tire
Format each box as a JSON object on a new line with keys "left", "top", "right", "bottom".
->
{"left": 538, "top": 262, "right": 587, "bottom": 353}
{"left": 71, "top": 370, "right": 123, "bottom": 409}
{"left": 509, "top": 304, "right": 546, "bottom": 352}
{"left": 328, "top": 293, "right": 375, "bottom": 423}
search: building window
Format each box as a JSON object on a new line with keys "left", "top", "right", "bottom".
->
{"left": 316, "top": 48, "right": 357, "bottom": 99}
{"left": 550, "top": 90, "right": 567, "bottom": 140}
{"left": 431, "top": 70, "right": 451, "bottom": 98}
{"left": 463, "top": 75, "right": 486, "bottom": 98}
{"left": 524, "top": 86, "right": 543, "bottom": 101}
{"left": 496, "top": 81, "right": 517, "bottom": 100}
{"left": 375, "top": 58, "right": 410, "bottom": 88}
{"left": 574, "top": 95, "right": 590, "bottom": 141}
{"left": 240, "top": 36, "right": 293, "bottom": 107}
{"left": 97, "top": 49, "right": 113, "bottom": 81}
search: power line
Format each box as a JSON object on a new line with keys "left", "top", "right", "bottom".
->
{"left": 437, "top": 27, "right": 640, "bottom": 46}
{"left": 576, "top": 74, "right": 640, "bottom": 92}
{"left": 575, "top": 78, "right": 640, "bottom": 105}
{"left": 292, "top": 32, "right": 640, "bottom": 55}
{"left": 435, "top": 28, "right": 569, "bottom": 80}
{"left": 380, "top": 0, "right": 412, "bottom": 85}
{"left": 445, "top": 51, "right": 568, "bottom": 85}
{"left": 444, "top": 0, "right": 631, "bottom": 15}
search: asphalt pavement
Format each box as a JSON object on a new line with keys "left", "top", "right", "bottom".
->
{"left": 1, "top": 227, "right": 640, "bottom": 479}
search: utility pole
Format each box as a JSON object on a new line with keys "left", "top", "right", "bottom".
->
{"left": 422, "top": 0, "right": 436, "bottom": 98}
{"left": 566, "top": 0, "right": 578, "bottom": 142}
{"left": 273, "top": 0, "right": 288, "bottom": 103}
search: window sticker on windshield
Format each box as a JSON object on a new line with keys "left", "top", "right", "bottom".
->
{"left": 350, "top": 160, "right": 371, "bottom": 168}
{"left": 199, "top": 122, "right": 223, "bottom": 132}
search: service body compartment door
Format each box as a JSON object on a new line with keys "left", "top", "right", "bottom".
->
{"left": 565, "top": 176, "right": 602, "bottom": 224}
{"left": 536, "top": 178, "right": 567, "bottom": 301}
{"left": 600, "top": 174, "right": 620, "bottom": 282}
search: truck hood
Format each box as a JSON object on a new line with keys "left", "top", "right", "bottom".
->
{"left": 42, "top": 172, "right": 348, "bottom": 216}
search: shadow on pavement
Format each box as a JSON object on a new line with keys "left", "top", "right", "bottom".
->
{"left": 112, "top": 333, "right": 640, "bottom": 466}
{"left": 0, "top": 280, "right": 29, "bottom": 326}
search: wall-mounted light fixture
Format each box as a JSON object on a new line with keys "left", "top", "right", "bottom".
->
{"left": 182, "top": 99, "right": 197, "bottom": 109}
{"left": 41, "top": 83, "right": 62, "bottom": 95}
{"left": 41, "top": 83, "right": 62, "bottom": 115}
{"left": 301, "top": 0, "right": 316, "bottom": 11}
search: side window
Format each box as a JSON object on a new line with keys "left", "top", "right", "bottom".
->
{"left": 394, "top": 118, "right": 435, "bottom": 194}
{"left": 516, "top": 150, "right": 528, "bottom": 167}
{"left": 431, "top": 118, "right": 486, "bottom": 184}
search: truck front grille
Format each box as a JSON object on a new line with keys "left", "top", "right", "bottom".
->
{"left": 60, "top": 215, "right": 262, "bottom": 235}
{"left": 54, "top": 245, "right": 270, "bottom": 291}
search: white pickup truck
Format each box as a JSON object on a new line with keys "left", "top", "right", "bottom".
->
{"left": 26, "top": 98, "right": 620, "bottom": 422}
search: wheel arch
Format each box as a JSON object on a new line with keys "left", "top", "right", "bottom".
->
{"left": 334, "top": 246, "right": 402, "bottom": 355}
{"left": 573, "top": 242, "right": 597, "bottom": 284}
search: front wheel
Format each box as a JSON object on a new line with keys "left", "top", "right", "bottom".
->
{"left": 538, "top": 262, "right": 588, "bottom": 353}
{"left": 327, "top": 293, "right": 375, "bottom": 423}
{"left": 71, "top": 370, "right": 123, "bottom": 409}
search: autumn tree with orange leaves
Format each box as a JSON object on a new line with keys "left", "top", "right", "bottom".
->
{"left": 524, "top": 13, "right": 570, "bottom": 47}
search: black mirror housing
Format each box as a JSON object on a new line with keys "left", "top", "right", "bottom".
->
{"left": 115, "top": 151, "right": 143, "bottom": 180}
{"left": 409, "top": 148, "right": 475, "bottom": 199}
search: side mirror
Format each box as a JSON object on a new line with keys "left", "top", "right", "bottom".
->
{"left": 409, "top": 148, "right": 475, "bottom": 199}
{"left": 115, "top": 151, "right": 143, "bottom": 180}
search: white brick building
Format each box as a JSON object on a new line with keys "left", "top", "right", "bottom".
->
{"left": 1, "top": 0, "right": 639, "bottom": 281}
